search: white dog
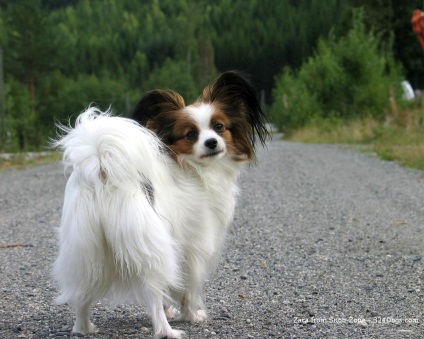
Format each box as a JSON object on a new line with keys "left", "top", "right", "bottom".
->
{"left": 53, "top": 71, "right": 269, "bottom": 338}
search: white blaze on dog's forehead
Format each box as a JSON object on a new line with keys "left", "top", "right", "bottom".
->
{"left": 185, "top": 103, "right": 215, "bottom": 129}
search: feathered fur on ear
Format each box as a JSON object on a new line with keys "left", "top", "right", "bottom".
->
{"left": 130, "top": 89, "right": 185, "bottom": 143}
{"left": 202, "top": 70, "right": 270, "bottom": 161}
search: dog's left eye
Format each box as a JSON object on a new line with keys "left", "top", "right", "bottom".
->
{"left": 213, "top": 123, "right": 225, "bottom": 133}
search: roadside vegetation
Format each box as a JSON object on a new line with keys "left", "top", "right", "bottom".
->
{"left": 270, "top": 11, "right": 424, "bottom": 171}
{"left": 286, "top": 115, "right": 424, "bottom": 171}
{"left": 0, "top": 152, "right": 59, "bottom": 172}
{"left": 1, "top": 1, "right": 424, "bottom": 171}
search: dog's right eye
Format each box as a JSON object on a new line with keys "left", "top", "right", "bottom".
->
{"left": 186, "top": 130, "right": 198, "bottom": 141}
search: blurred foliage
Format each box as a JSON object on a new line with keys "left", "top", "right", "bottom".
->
{"left": 0, "top": 0, "right": 422, "bottom": 151}
{"left": 271, "top": 11, "right": 404, "bottom": 130}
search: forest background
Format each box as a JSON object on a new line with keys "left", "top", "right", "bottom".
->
{"left": 0, "top": 0, "right": 423, "bottom": 156}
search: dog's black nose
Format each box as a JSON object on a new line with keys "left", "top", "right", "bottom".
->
{"left": 204, "top": 138, "right": 218, "bottom": 149}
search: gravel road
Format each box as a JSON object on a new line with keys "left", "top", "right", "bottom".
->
{"left": 1, "top": 138, "right": 424, "bottom": 338}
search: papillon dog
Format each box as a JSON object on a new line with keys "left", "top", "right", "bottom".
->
{"left": 53, "top": 71, "right": 269, "bottom": 338}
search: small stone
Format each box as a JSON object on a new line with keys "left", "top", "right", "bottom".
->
{"left": 216, "top": 316, "right": 229, "bottom": 321}
{"left": 219, "top": 312, "right": 231, "bottom": 319}
{"left": 39, "top": 329, "right": 50, "bottom": 337}
{"left": 360, "top": 285, "right": 374, "bottom": 291}
{"left": 357, "top": 320, "right": 368, "bottom": 328}
{"left": 240, "top": 275, "right": 248, "bottom": 280}
{"left": 246, "top": 319, "right": 251, "bottom": 323}
{"left": 55, "top": 332, "right": 69, "bottom": 336}
{"left": 140, "top": 327, "right": 150, "bottom": 333}
{"left": 12, "top": 326, "right": 22, "bottom": 333}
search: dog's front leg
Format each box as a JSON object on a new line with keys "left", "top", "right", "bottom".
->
{"left": 72, "top": 295, "right": 98, "bottom": 335}
{"left": 178, "top": 258, "right": 208, "bottom": 323}
{"left": 179, "top": 294, "right": 207, "bottom": 323}
{"left": 144, "top": 285, "right": 185, "bottom": 339}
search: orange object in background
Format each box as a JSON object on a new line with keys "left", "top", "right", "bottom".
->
{"left": 412, "top": 9, "right": 424, "bottom": 49}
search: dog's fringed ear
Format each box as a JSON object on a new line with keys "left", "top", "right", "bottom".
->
{"left": 202, "top": 71, "right": 270, "bottom": 160}
{"left": 130, "top": 89, "right": 185, "bottom": 128}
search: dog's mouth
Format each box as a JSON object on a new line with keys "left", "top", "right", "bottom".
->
{"left": 201, "top": 149, "right": 224, "bottom": 158}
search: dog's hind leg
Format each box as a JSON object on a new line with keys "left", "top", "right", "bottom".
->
{"left": 164, "top": 304, "right": 180, "bottom": 319}
{"left": 143, "top": 285, "right": 185, "bottom": 339}
{"left": 72, "top": 294, "right": 98, "bottom": 335}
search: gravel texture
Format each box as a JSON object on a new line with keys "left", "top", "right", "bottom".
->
{"left": 1, "top": 138, "right": 424, "bottom": 338}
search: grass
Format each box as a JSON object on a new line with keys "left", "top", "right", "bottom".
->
{"left": 0, "top": 151, "right": 60, "bottom": 172}
{"left": 285, "top": 117, "right": 424, "bottom": 171}
{"left": 372, "top": 128, "right": 424, "bottom": 169}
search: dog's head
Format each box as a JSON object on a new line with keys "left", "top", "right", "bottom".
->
{"left": 130, "top": 71, "right": 270, "bottom": 165}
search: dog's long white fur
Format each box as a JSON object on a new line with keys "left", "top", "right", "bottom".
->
{"left": 53, "top": 107, "right": 241, "bottom": 338}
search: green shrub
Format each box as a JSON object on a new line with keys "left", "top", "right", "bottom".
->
{"left": 270, "top": 67, "right": 322, "bottom": 129}
{"left": 140, "top": 58, "right": 199, "bottom": 103}
{"left": 4, "top": 79, "right": 38, "bottom": 151}
{"left": 271, "top": 11, "right": 403, "bottom": 131}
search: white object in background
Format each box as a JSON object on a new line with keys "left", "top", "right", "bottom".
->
{"left": 401, "top": 80, "right": 415, "bottom": 100}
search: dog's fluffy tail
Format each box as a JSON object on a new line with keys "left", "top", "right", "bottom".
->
{"left": 53, "top": 107, "right": 181, "bottom": 305}
{"left": 53, "top": 107, "right": 167, "bottom": 188}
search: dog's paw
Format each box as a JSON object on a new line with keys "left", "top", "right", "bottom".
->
{"left": 72, "top": 322, "right": 99, "bottom": 335}
{"left": 164, "top": 305, "right": 180, "bottom": 319}
{"left": 156, "top": 329, "right": 185, "bottom": 339}
{"left": 181, "top": 309, "right": 207, "bottom": 323}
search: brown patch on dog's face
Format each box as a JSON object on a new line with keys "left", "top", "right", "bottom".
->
{"left": 166, "top": 113, "right": 199, "bottom": 159}
{"left": 208, "top": 110, "right": 235, "bottom": 157}
{"left": 209, "top": 103, "right": 251, "bottom": 162}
